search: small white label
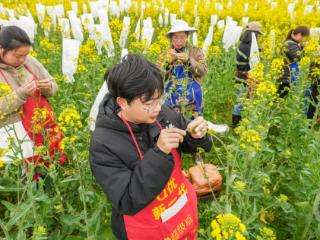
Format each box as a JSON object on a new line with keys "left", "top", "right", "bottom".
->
{"left": 161, "top": 192, "right": 188, "bottom": 223}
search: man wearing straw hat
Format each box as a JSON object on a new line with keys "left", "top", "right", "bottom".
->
{"left": 158, "top": 20, "right": 207, "bottom": 119}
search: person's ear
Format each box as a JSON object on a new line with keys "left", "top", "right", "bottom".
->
{"left": 116, "top": 97, "right": 128, "bottom": 110}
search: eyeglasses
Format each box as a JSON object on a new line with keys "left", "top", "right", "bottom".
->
{"left": 142, "top": 98, "right": 164, "bottom": 114}
{"left": 172, "top": 36, "right": 187, "bottom": 41}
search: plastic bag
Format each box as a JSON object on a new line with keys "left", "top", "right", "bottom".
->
{"left": 62, "top": 38, "right": 80, "bottom": 83}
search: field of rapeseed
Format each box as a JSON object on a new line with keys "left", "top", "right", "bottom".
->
{"left": 0, "top": 0, "right": 320, "bottom": 239}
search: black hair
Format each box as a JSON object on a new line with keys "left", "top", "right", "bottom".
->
{"left": 105, "top": 54, "right": 164, "bottom": 104}
{"left": 286, "top": 26, "right": 310, "bottom": 40}
{"left": 0, "top": 25, "right": 32, "bottom": 52}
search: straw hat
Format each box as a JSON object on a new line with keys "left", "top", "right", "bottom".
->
{"left": 166, "top": 20, "right": 197, "bottom": 38}
{"left": 246, "top": 21, "right": 264, "bottom": 35}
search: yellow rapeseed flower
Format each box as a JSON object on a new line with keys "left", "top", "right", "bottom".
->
{"left": 58, "top": 106, "right": 82, "bottom": 134}
{"left": 234, "top": 180, "right": 247, "bottom": 192}
{"left": 211, "top": 213, "right": 247, "bottom": 240}
{"left": 257, "top": 227, "right": 276, "bottom": 240}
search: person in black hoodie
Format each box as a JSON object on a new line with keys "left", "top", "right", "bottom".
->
{"left": 305, "top": 54, "right": 320, "bottom": 120}
{"left": 277, "top": 26, "right": 310, "bottom": 97}
{"left": 89, "top": 54, "right": 212, "bottom": 240}
{"left": 232, "top": 21, "right": 263, "bottom": 127}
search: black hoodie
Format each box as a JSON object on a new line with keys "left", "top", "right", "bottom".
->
{"left": 89, "top": 93, "right": 212, "bottom": 239}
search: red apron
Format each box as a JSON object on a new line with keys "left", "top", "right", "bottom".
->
{"left": 121, "top": 116, "right": 198, "bottom": 240}
{"left": 0, "top": 65, "right": 65, "bottom": 172}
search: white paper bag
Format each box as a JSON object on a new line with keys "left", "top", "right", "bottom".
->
{"left": 119, "top": 17, "right": 130, "bottom": 49}
{"left": 192, "top": 32, "right": 198, "bottom": 46}
{"left": 170, "top": 14, "right": 176, "bottom": 25}
{"left": 93, "top": 24, "right": 114, "bottom": 56}
{"left": 164, "top": 8, "right": 169, "bottom": 26}
{"left": 36, "top": 4, "right": 46, "bottom": 26}
{"left": 310, "top": 28, "right": 320, "bottom": 38}
{"left": 0, "top": 121, "right": 35, "bottom": 163}
{"left": 80, "top": 13, "right": 94, "bottom": 33}
{"left": 67, "top": 10, "right": 77, "bottom": 19}
{"left": 83, "top": 3, "right": 88, "bottom": 14}
{"left": 110, "top": 1, "right": 120, "bottom": 18}
{"left": 58, "top": 18, "right": 71, "bottom": 38}
{"left": 46, "top": 6, "right": 57, "bottom": 30}
{"left": 121, "top": 48, "right": 128, "bottom": 58}
{"left": 217, "top": 20, "right": 225, "bottom": 29}
{"left": 244, "top": 3, "right": 249, "bottom": 12}
{"left": 98, "top": 8, "right": 109, "bottom": 25}
{"left": 71, "top": 2, "right": 78, "bottom": 16}
{"left": 202, "top": 25, "right": 214, "bottom": 56}
{"left": 242, "top": 17, "right": 249, "bottom": 27}
{"left": 16, "top": 16, "right": 36, "bottom": 43}
{"left": 304, "top": 5, "right": 313, "bottom": 15}
{"left": 222, "top": 25, "right": 242, "bottom": 50}
{"left": 62, "top": 38, "right": 80, "bottom": 83}
{"left": 249, "top": 32, "right": 260, "bottom": 69}
{"left": 89, "top": 1, "right": 103, "bottom": 19}
{"left": 69, "top": 16, "right": 84, "bottom": 42}
{"left": 141, "top": 17, "right": 154, "bottom": 49}
{"left": 89, "top": 81, "right": 109, "bottom": 131}
{"left": 158, "top": 14, "right": 163, "bottom": 28}
{"left": 54, "top": 4, "right": 65, "bottom": 18}
{"left": 210, "top": 15, "right": 218, "bottom": 26}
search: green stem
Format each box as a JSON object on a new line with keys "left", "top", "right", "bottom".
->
{"left": 0, "top": 219, "right": 10, "bottom": 239}
{"left": 72, "top": 144, "right": 90, "bottom": 237}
